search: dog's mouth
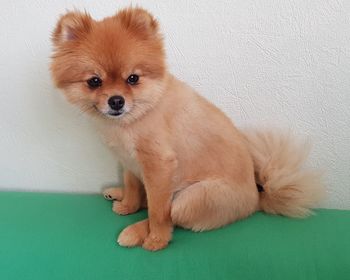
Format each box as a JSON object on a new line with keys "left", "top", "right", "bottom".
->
{"left": 92, "top": 105, "right": 125, "bottom": 118}
{"left": 107, "top": 110, "right": 124, "bottom": 117}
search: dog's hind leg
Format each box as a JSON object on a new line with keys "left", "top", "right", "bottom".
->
{"left": 171, "top": 179, "right": 258, "bottom": 231}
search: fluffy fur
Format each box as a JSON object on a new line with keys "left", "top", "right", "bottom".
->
{"left": 243, "top": 130, "right": 325, "bottom": 217}
{"left": 50, "top": 7, "right": 325, "bottom": 251}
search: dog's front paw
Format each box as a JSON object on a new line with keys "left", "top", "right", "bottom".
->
{"left": 142, "top": 234, "right": 170, "bottom": 251}
{"left": 117, "top": 220, "right": 149, "bottom": 248}
{"left": 103, "top": 187, "right": 123, "bottom": 201}
{"left": 112, "top": 201, "right": 138, "bottom": 215}
{"left": 117, "top": 227, "right": 143, "bottom": 248}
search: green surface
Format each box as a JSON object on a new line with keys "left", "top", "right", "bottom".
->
{"left": 0, "top": 192, "right": 349, "bottom": 280}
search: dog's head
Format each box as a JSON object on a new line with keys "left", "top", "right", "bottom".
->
{"left": 51, "top": 8, "right": 166, "bottom": 124}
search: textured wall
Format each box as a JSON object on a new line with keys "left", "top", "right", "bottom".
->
{"left": 0, "top": 1, "right": 349, "bottom": 209}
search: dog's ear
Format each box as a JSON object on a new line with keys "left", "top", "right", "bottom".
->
{"left": 52, "top": 11, "right": 93, "bottom": 46}
{"left": 116, "top": 7, "right": 160, "bottom": 38}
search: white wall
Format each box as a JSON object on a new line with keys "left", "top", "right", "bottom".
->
{"left": 0, "top": 0, "right": 349, "bottom": 209}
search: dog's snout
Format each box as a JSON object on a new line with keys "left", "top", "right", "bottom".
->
{"left": 108, "top": 95, "right": 125, "bottom": 111}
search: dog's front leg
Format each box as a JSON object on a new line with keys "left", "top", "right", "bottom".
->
{"left": 112, "top": 170, "right": 145, "bottom": 215}
{"left": 139, "top": 150, "right": 177, "bottom": 251}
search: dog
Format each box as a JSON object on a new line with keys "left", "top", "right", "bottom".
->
{"left": 50, "top": 7, "right": 325, "bottom": 251}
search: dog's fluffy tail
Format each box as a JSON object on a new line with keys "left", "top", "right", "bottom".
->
{"left": 243, "top": 129, "right": 325, "bottom": 218}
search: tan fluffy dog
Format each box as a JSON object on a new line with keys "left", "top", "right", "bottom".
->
{"left": 51, "top": 7, "right": 325, "bottom": 251}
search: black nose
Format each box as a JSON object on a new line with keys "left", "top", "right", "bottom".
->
{"left": 108, "top": 95, "right": 125, "bottom": 111}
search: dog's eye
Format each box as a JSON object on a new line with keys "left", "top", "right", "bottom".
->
{"left": 87, "top": 77, "right": 102, "bottom": 89}
{"left": 126, "top": 74, "right": 139, "bottom": 85}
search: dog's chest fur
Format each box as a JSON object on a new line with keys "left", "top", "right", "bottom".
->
{"left": 100, "top": 125, "right": 142, "bottom": 179}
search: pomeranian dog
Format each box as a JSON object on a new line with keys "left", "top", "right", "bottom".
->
{"left": 51, "top": 7, "right": 325, "bottom": 251}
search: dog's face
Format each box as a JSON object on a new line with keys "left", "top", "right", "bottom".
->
{"left": 51, "top": 8, "right": 166, "bottom": 124}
